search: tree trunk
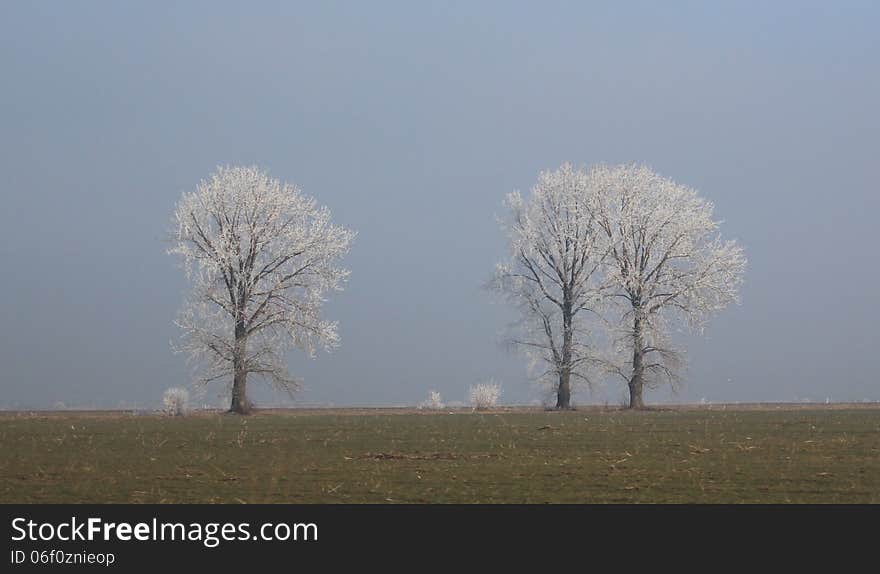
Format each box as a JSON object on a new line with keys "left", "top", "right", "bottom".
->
{"left": 229, "top": 319, "right": 250, "bottom": 414}
{"left": 556, "top": 296, "right": 573, "bottom": 410}
{"left": 628, "top": 312, "right": 645, "bottom": 409}
{"left": 556, "top": 370, "right": 571, "bottom": 409}
{"left": 628, "top": 376, "right": 644, "bottom": 409}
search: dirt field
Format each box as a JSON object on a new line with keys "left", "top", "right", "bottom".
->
{"left": 1, "top": 404, "right": 878, "bottom": 503}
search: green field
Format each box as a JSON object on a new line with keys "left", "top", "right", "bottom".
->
{"left": 1, "top": 406, "right": 878, "bottom": 503}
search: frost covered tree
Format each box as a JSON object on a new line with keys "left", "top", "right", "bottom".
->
{"left": 162, "top": 387, "right": 190, "bottom": 416}
{"left": 592, "top": 164, "right": 745, "bottom": 409}
{"left": 491, "top": 164, "right": 608, "bottom": 409}
{"left": 468, "top": 380, "right": 502, "bottom": 410}
{"left": 169, "top": 166, "right": 354, "bottom": 414}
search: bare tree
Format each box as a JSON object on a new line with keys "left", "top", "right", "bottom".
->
{"left": 169, "top": 166, "right": 354, "bottom": 414}
{"left": 491, "top": 163, "right": 608, "bottom": 409}
{"left": 592, "top": 164, "right": 745, "bottom": 408}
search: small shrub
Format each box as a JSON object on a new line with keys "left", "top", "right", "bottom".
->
{"left": 468, "top": 381, "right": 501, "bottom": 410}
{"left": 418, "top": 391, "right": 444, "bottom": 410}
{"left": 162, "top": 387, "right": 190, "bottom": 416}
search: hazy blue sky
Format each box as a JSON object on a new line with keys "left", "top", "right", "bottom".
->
{"left": 1, "top": 1, "right": 877, "bottom": 408}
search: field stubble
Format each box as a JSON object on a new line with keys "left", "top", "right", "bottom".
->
{"left": 1, "top": 406, "right": 878, "bottom": 503}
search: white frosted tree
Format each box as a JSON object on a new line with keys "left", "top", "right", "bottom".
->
{"left": 491, "top": 163, "right": 608, "bottom": 409}
{"left": 591, "top": 164, "right": 745, "bottom": 408}
{"left": 169, "top": 166, "right": 354, "bottom": 414}
{"left": 162, "top": 387, "right": 190, "bottom": 416}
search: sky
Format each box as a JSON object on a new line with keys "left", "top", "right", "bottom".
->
{"left": 1, "top": 1, "right": 877, "bottom": 409}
